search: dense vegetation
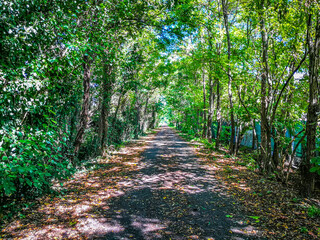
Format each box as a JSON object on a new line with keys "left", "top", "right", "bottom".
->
{"left": 163, "top": 0, "right": 320, "bottom": 196}
{"left": 0, "top": 0, "right": 186, "bottom": 202}
{"left": 0, "top": 0, "right": 319, "bottom": 209}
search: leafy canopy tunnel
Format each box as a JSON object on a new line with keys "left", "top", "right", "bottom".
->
{"left": 0, "top": 0, "right": 320, "bottom": 214}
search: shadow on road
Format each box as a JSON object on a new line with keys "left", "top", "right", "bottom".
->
{"left": 1, "top": 127, "right": 263, "bottom": 240}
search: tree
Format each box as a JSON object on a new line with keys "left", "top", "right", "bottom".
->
{"left": 301, "top": 2, "right": 320, "bottom": 196}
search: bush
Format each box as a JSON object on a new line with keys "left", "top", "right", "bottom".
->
{"left": 310, "top": 156, "right": 320, "bottom": 175}
{"left": 0, "top": 125, "right": 74, "bottom": 201}
{"left": 237, "top": 153, "right": 259, "bottom": 170}
{"left": 200, "top": 138, "right": 215, "bottom": 150}
{"left": 308, "top": 205, "right": 320, "bottom": 218}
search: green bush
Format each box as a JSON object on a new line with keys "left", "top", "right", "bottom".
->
{"left": 237, "top": 153, "right": 259, "bottom": 170}
{"left": 0, "top": 125, "right": 74, "bottom": 200}
{"left": 310, "top": 155, "right": 320, "bottom": 175}
{"left": 308, "top": 205, "right": 320, "bottom": 218}
{"left": 200, "top": 138, "right": 215, "bottom": 150}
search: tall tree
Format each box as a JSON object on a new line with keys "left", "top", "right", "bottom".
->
{"left": 302, "top": 5, "right": 320, "bottom": 195}
{"left": 258, "top": 0, "right": 271, "bottom": 172}
{"left": 222, "top": 0, "right": 236, "bottom": 154}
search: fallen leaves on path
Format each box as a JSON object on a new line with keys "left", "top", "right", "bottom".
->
{"left": 3, "top": 128, "right": 316, "bottom": 240}
{"left": 194, "top": 144, "right": 320, "bottom": 240}
{"left": 0, "top": 132, "right": 158, "bottom": 240}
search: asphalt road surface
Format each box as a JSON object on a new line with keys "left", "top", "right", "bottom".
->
{"left": 103, "top": 126, "right": 263, "bottom": 240}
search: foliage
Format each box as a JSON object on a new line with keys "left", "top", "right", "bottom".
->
{"left": 0, "top": 0, "right": 196, "bottom": 201}
{"left": 308, "top": 205, "right": 320, "bottom": 218}
{"left": 1, "top": 0, "right": 320, "bottom": 235}
{"left": 310, "top": 155, "right": 320, "bottom": 175}
{"left": 236, "top": 153, "right": 259, "bottom": 171}
{"left": 0, "top": 124, "right": 74, "bottom": 198}
{"left": 161, "top": 0, "right": 320, "bottom": 194}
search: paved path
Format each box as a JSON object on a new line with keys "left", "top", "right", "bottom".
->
{"left": 103, "top": 126, "right": 262, "bottom": 239}
{"left": 1, "top": 126, "right": 263, "bottom": 240}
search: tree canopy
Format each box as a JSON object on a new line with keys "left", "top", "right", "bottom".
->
{"left": 0, "top": 0, "right": 319, "bottom": 208}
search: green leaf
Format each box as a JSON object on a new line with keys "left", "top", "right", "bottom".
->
{"left": 25, "top": 178, "right": 33, "bottom": 187}
{"left": 4, "top": 182, "right": 16, "bottom": 196}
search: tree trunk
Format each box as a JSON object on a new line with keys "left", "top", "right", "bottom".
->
{"left": 216, "top": 76, "right": 222, "bottom": 150}
{"left": 272, "top": 125, "right": 281, "bottom": 170}
{"left": 202, "top": 66, "right": 207, "bottom": 138}
{"left": 215, "top": 39, "right": 222, "bottom": 150}
{"left": 235, "top": 124, "right": 243, "bottom": 155}
{"left": 112, "top": 86, "right": 126, "bottom": 130}
{"left": 134, "top": 85, "right": 141, "bottom": 139}
{"left": 99, "top": 63, "right": 114, "bottom": 151}
{"left": 207, "top": 62, "right": 215, "bottom": 142}
{"left": 74, "top": 55, "right": 92, "bottom": 158}
{"left": 151, "top": 105, "right": 157, "bottom": 129}
{"left": 259, "top": 0, "right": 271, "bottom": 172}
{"left": 142, "top": 93, "right": 150, "bottom": 132}
{"left": 196, "top": 107, "right": 200, "bottom": 136}
{"left": 222, "top": 0, "right": 235, "bottom": 154}
{"left": 252, "top": 120, "right": 256, "bottom": 150}
{"left": 301, "top": 13, "right": 320, "bottom": 196}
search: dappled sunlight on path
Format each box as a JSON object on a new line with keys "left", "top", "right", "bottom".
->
{"left": 1, "top": 127, "right": 263, "bottom": 240}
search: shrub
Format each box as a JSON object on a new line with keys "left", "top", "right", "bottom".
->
{"left": 0, "top": 125, "right": 74, "bottom": 200}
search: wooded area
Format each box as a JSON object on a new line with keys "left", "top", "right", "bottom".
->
{"left": 162, "top": 0, "right": 320, "bottom": 197}
{"left": 1, "top": 0, "right": 320, "bottom": 227}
